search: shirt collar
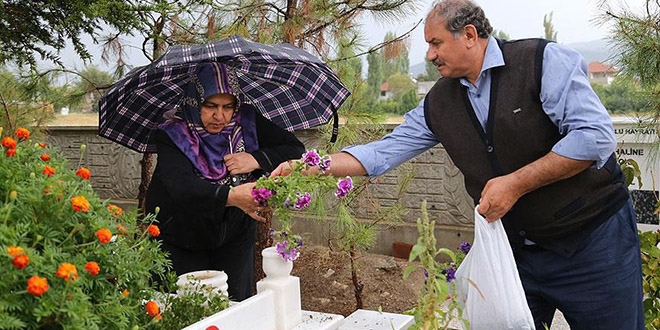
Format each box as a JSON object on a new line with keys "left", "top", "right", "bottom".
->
{"left": 460, "top": 37, "right": 505, "bottom": 87}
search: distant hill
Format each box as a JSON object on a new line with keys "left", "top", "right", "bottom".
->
{"left": 409, "top": 38, "right": 615, "bottom": 77}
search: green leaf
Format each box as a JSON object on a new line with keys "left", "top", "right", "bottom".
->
{"left": 408, "top": 244, "right": 425, "bottom": 262}
{"left": 402, "top": 264, "right": 418, "bottom": 279}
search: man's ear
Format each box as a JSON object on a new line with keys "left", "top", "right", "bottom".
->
{"left": 464, "top": 24, "right": 478, "bottom": 46}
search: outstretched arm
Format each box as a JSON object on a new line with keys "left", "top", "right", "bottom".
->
{"left": 270, "top": 151, "right": 367, "bottom": 178}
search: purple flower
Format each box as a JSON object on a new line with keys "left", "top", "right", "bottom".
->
{"left": 294, "top": 192, "right": 311, "bottom": 210}
{"left": 275, "top": 241, "right": 300, "bottom": 262}
{"left": 318, "top": 155, "right": 332, "bottom": 173}
{"left": 252, "top": 187, "right": 273, "bottom": 206}
{"left": 283, "top": 197, "right": 292, "bottom": 208}
{"left": 443, "top": 266, "right": 456, "bottom": 283}
{"left": 302, "top": 149, "right": 321, "bottom": 167}
{"left": 294, "top": 235, "right": 303, "bottom": 247}
{"left": 459, "top": 241, "right": 472, "bottom": 254}
{"left": 335, "top": 176, "right": 353, "bottom": 198}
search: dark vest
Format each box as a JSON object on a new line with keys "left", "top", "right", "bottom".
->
{"left": 424, "top": 38, "right": 629, "bottom": 257}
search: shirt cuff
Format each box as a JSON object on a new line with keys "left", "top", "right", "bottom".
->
{"left": 341, "top": 146, "right": 391, "bottom": 177}
{"left": 551, "top": 130, "right": 606, "bottom": 168}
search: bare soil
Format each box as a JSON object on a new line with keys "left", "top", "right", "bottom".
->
{"left": 290, "top": 244, "right": 426, "bottom": 317}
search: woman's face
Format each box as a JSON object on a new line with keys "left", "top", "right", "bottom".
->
{"left": 200, "top": 93, "right": 237, "bottom": 134}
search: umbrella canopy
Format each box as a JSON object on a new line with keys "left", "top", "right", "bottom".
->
{"left": 98, "top": 35, "right": 351, "bottom": 153}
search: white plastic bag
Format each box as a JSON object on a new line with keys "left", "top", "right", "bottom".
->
{"left": 455, "top": 207, "right": 535, "bottom": 330}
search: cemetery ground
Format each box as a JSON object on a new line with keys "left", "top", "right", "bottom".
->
{"left": 291, "top": 244, "right": 570, "bottom": 329}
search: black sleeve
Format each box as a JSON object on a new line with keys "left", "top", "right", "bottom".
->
{"left": 151, "top": 130, "right": 230, "bottom": 211}
{"left": 250, "top": 113, "right": 306, "bottom": 173}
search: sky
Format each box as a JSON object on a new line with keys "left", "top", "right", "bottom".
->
{"left": 363, "top": 0, "right": 647, "bottom": 65}
{"left": 51, "top": 0, "right": 648, "bottom": 74}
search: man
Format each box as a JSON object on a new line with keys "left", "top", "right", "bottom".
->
{"left": 273, "top": 0, "right": 644, "bottom": 328}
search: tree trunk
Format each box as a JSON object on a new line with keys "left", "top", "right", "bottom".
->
{"left": 253, "top": 210, "right": 273, "bottom": 293}
{"left": 349, "top": 245, "right": 364, "bottom": 310}
{"left": 137, "top": 153, "right": 155, "bottom": 214}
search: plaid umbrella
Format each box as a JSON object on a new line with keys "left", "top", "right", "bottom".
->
{"left": 98, "top": 35, "right": 351, "bottom": 153}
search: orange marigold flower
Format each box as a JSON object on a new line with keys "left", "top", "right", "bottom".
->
{"left": 38, "top": 142, "right": 47, "bottom": 148}
{"left": 15, "top": 128, "right": 30, "bottom": 140}
{"left": 7, "top": 245, "right": 23, "bottom": 257}
{"left": 42, "top": 165, "right": 55, "bottom": 177}
{"left": 27, "top": 275, "right": 49, "bottom": 296}
{"left": 107, "top": 204, "right": 123, "bottom": 218}
{"left": 1, "top": 137, "right": 16, "bottom": 149}
{"left": 95, "top": 228, "right": 113, "bottom": 244}
{"left": 40, "top": 154, "right": 50, "bottom": 161}
{"left": 84, "top": 261, "right": 100, "bottom": 276}
{"left": 5, "top": 148, "right": 15, "bottom": 157}
{"left": 75, "top": 167, "right": 91, "bottom": 180}
{"left": 116, "top": 224, "right": 128, "bottom": 236}
{"left": 122, "top": 289, "right": 130, "bottom": 297}
{"left": 147, "top": 224, "right": 160, "bottom": 237}
{"left": 12, "top": 254, "right": 29, "bottom": 270}
{"left": 70, "top": 196, "right": 90, "bottom": 213}
{"left": 145, "top": 301, "right": 160, "bottom": 317}
{"left": 55, "top": 262, "right": 78, "bottom": 281}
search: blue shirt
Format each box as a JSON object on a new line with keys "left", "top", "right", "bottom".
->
{"left": 344, "top": 37, "right": 616, "bottom": 177}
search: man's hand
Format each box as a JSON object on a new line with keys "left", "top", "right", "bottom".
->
{"left": 477, "top": 173, "right": 524, "bottom": 222}
{"left": 477, "top": 152, "right": 593, "bottom": 222}
{"left": 224, "top": 152, "right": 260, "bottom": 175}
{"left": 226, "top": 182, "right": 269, "bottom": 222}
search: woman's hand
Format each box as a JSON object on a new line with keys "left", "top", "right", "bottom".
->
{"left": 224, "top": 152, "right": 260, "bottom": 175}
{"left": 226, "top": 182, "right": 269, "bottom": 222}
{"left": 269, "top": 161, "right": 294, "bottom": 178}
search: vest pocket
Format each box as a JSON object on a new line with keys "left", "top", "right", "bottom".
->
{"left": 553, "top": 196, "right": 586, "bottom": 220}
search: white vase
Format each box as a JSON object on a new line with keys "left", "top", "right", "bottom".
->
{"left": 262, "top": 246, "right": 293, "bottom": 279}
{"left": 176, "top": 270, "right": 229, "bottom": 297}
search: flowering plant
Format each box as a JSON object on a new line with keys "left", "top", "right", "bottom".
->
{"left": 252, "top": 149, "right": 354, "bottom": 261}
{"left": 404, "top": 201, "right": 469, "bottom": 329}
{"left": 0, "top": 127, "right": 227, "bottom": 329}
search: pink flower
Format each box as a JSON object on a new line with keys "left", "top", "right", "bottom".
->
{"left": 302, "top": 149, "right": 321, "bottom": 167}
{"left": 293, "top": 192, "right": 311, "bottom": 210}
{"left": 251, "top": 187, "right": 273, "bottom": 206}
{"left": 335, "top": 176, "right": 353, "bottom": 198}
{"left": 275, "top": 241, "right": 299, "bottom": 262}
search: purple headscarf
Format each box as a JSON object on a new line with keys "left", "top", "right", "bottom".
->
{"left": 159, "top": 62, "right": 259, "bottom": 182}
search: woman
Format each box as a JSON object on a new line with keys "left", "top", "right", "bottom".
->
{"left": 145, "top": 62, "right": 305, "bottom": 301}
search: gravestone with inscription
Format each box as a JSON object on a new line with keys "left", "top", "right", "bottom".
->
{"left": 613, "top": 116, "right": 660, "bottom": 225}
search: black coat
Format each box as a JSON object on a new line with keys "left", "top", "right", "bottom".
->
{"left": 145, "top": 113, "right": 305, "bottom": 250}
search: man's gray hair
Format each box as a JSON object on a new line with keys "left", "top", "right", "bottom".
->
{"left": 427, "top": 0, "right": 493, "bottom": 39}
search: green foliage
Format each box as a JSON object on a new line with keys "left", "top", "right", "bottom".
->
{"left": 543, "top": 12, "right": 558, "bottom": 41}
{"left": 404, "top": 201, "right": 466, "bottom": 330}
{"left": 367, "top": 51, "right": 385, "bottom": 99}
{"left": 491, "top": 29, "right": 510, "bottom": 40}
{"left": 639, "top": 229, "right": 660, "bottom": 329}
{"left": 418, "top": 60, "right": 441, "bottom": 82}
{"left": 0, "top": 69, "right": 59, "bottom": 134}
{"left": 0, "top": 0, "right": 160, "bottom": 68}
{"left": 619, "top": 157, "right": 644, "bottom": 189}
{"left": 0, "top": 127, "right": 171, "bottom": 329}
{"left": 142, "top": 274, "right": 230, "bottom": 330}
{"left": 0, "top": 127, "right": 229, "bottom": 329}
{"left": 591, "top": 77, "right": 652, "bottom": 114}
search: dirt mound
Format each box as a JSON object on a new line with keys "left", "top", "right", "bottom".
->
{"left": 291, "top": 244, "right": 426, "bottom": 317}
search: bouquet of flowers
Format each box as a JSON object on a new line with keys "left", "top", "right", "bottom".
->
{"left": 252, "top": 149, "right": 354, "bottom": 261}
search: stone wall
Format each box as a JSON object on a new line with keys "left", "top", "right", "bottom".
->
{"left": 45, "top": 123, "right": 476, "bottom": 255}
{"left": 45, "top": 118, "right": 659, "bottom": 255}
